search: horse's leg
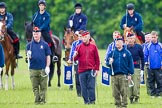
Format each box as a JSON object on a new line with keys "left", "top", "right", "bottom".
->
{"left": 11, "top": 61, "right": 15, "bottom": 89}
{"left": 5, "top": 63, "right": 10, "bottom": 90}
{"left": 0, "top": 69, "right": 3, "bottom": 89}
{"left": 48, "top": 61, "right": 54, "bottom": 87}
{"left": 57, "top": 56, "right": 61, "bottom": 87}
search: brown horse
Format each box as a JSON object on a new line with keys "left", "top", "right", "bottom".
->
{"left": 63, "top": 28, "right": 78, "bottom": 62}
{"left": 24, "top": 22, "right": 62, "bottom": 87}
{"left": 123, "top": 29, "right": 144, "bottom": 44}
{"left": 0, "top": 19, "right": 16, "bottom": 90}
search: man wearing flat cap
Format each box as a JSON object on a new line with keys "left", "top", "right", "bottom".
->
{"left": 26, "top": 27, "right": 51, "bottom": 104}
{"left": 126, "top": 32, "right": 144, "bottom": 104}
{"left": 106, "top": 35, "right": 134, "bottom": 108}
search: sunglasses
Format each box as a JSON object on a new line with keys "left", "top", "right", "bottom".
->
{"left": 33, "top": 30, "right": 41, "bottom": 32}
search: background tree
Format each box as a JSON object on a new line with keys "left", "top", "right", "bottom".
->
{"left": 4, "top": 0, "right": 162, "bottom": 48}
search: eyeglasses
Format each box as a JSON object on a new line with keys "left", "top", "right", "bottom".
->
{"left": 33, "top": 30, "right": 40, "bottom": 32}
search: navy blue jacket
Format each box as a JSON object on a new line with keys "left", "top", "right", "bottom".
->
{"left": 0, "top": 12, "right": 13, "bottom": 30}
{"left": 26, "top": 40, "right": 51, "bottom": 70}
{"left": 120, "top": 12, "right": 143, "bottom": 32}
{"left": 144, "top": 42, "right": 162, "bottom": 69}
{"left": 69, "top": 40, "right": 82, "bottom": 61}
{"left": 32, "top": 11, "right": 50, "bottom": 32}
{"left": 68, "top": 13, "right": 87, "bottom": 32}
{"left": 127, "top": 44, "right": 144, "bottom": 70}
{"left": 106, "top": 47, "right": 134, "bottom": 75}
{"left": 0, "top": 44, "right": 4, "bottom": 67}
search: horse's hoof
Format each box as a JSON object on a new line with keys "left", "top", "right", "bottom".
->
{"left": 48, "top": 82, "right": 51, "bottom": 87}
{"left": 57, "top": 84, "right": 61, "bottom": 87}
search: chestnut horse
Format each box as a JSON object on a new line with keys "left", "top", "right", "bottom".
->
{"left": 25, "top": 22, "right": 62, "bottom": 87}
{"left": 123, "top": 29, "right": 144, "bottom": 44}
{"left": 0, "top": 19, "right": 16, "bottom": 90}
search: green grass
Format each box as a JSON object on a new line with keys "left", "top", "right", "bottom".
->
{"left": 0, "top": 50, "right": 162, "bottom": 108}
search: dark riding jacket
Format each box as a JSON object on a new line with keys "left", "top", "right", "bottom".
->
{"left": 106, "top": 47, "right": 134, "bottom": 75}
{"left": 0, "top": 12, "right": 13, "bottom": 30}
{"left": 120, "top": 11, "right": 143, "bottom": 32}
{"left": 0, "top": 44, "right": 4, "bottom": 67}
{"left": 68, "top": 13, "right": 87, "bottom": 32}
{"left": 32, "top": 10, "right": 50, "bottom": 32}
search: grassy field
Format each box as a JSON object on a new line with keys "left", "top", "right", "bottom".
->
{"left": 0, "top": 50, "right": 162, "bottom": 108}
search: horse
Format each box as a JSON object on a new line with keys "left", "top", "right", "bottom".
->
{"left": 123, "top": 28, "right": 144, "bottom": 44}
{"left": 24, "top": 22, "right": 62, "bottom": 87}
{"left": 62, "top": 28, "right": 78, "bottom": 62}
{"left": 0, "top": 18, "right": 16, "bottom": 90}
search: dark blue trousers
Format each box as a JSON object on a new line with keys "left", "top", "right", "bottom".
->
{"left": 148, "top": 69, "right": 162, "bottom": 96}
{"left": 79, "top": 70, "right": 96, "bottom": 104}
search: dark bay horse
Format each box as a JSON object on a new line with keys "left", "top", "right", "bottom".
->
{"left": 25, "top": 22, "right": 62, "bottom": 87}
{"left": 0, "top": 19, "right": 16, "bottom": 90}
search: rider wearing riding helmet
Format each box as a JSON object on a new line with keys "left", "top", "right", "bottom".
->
{"left": 32, "top": 0, "right": 58, "bottom": 61}
{"left": 0, "top": 2, "right": 23, "bottom": 59}
{"left": 67, "top": 3, "right": 87, "bottom": 35}
{"left": 120, "top": 3, "right": 145, "bottom": 43}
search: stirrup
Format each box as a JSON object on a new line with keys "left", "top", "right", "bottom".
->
{"left": 52, "top": 56, "right": 58, "bottom": 62}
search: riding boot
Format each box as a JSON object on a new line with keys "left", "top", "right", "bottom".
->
{"left": 14, "top": 41, "right": 23, "bottom": 59}
{"left": 50, "top": 43, "right": 58, "bottom": 62}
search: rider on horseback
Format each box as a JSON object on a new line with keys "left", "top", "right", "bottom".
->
{"left": 32, "top": 0, "right": 58, "bottom": 62}
{"left": 0, "top": 2, "right": 23, "bottom": 59}
{"left": 67, "top": 3, "right": 87, "bottom": 35}
{"left": 120, "top": 3, "right": 145, "bottom": 43}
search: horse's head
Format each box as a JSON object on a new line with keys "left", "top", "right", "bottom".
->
{"left": 63, "top": 28, "right": 78, "bottom": 61}
{"left": 0, "top": 19, "right": 6, "bottom": 41}
{"left": 24, "top": 22, "right": 33, "bottom": 42}
{"left": 63, "top": 28, "right": 78, "bottom": 50}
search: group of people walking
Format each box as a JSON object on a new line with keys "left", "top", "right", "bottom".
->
{"left": 0, "top": 1, "right": 161, "bottom": 107}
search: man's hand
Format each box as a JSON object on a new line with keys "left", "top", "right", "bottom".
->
{"left": 127, "top": 75, "right": 132, "bottom": 81}
{"left": 123, "top": 24, "right": 127, "bottom": 29}
{"left": 73, "top": 51, "right": 78, "bottom": 58}
{"left": 67, "top": 59, "right": 72, "bottom": 65}
{"left": 109, "top": 58, "right": 113, "bottom": 64}
{"left": 45, "top": 66, "right": 50, "bottom": 75}
{"left": 27, "top": 50, "right": 32, "bottom": 58}
{"left": 0, "top": 67, "right": 2, "bottom": 73}
{"left": 75, "top": 31, "right": 79, "bottom": 35}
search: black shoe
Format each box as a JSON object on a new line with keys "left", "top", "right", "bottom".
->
{"left": 135, "top": 98, "right": 138, "bottom": 103}
{"left": 16, "top": 54, "right": 23, "bottom": 59}
{"left": 89, "top": 101, "right": 95, "bottom": 104}
{"left": 52, "top": 56, "right": 58, "bottom": 62}
{"left": 130, "top": 98, "right": 133, "bottom": 104}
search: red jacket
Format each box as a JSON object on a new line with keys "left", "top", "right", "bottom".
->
{"left": 74, "top": 42, "right": 100, "bottom": 73}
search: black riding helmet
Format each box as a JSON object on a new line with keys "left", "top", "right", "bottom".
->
{"left": 0, "top": 2, "right": 7, "bottom": 8}
{"left": 74, "top": 3, "right": 82, "bottom": 9}
{"left": 127, "top": 3, "right": 134, "bottom": 10}
{"left": 38, "top": 0, "right": 46, "bottom": 6}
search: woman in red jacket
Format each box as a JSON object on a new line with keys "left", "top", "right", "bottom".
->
{"left": 74, "top": 31, "right": 100, "bottom": 104}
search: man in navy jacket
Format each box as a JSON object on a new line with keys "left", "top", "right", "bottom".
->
{"left": 120, "top": 3, "right": 145, "bottom": 43}
{"left": 0, "top": 2, "right": 22, "bottom": 59}
{"left": 67, "top": 3, "right": 87, "bottom": 35}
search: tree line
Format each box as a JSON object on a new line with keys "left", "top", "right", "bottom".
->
{"left": 5, "top": 0, "right": 162, "bottom": 48}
